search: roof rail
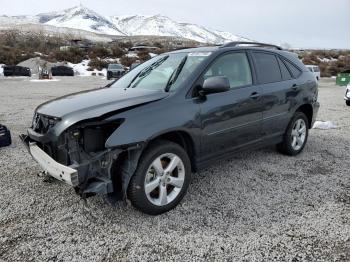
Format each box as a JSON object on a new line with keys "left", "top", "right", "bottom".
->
{"left": 220, "top": 41, "right": 283, "bottom": 50}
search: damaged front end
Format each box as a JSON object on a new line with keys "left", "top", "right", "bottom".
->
{"left": 21, "top": 113, "right": 144, "bottom": 200}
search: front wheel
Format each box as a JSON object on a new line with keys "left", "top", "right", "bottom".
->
{"left": 277, "top": 112, "right": 309, "bottom": 156}
{"left": 346, "top": 100, "right": 350, "bottom": 106}
{"left": 128, "top": 140, "right": 191, "bottom": 215}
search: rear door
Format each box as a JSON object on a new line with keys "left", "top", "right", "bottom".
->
{"left": 252, "top": 51, "right": 299, "bottom": 137}
{"left": 199, "top": 51, "right": 263, "bottom": 161}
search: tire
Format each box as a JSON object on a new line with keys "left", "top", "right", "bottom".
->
{"left": 128, "top": 140, "right": 191, "bottom": 215}
{"left": 277, "top": 112, "right": 309, "bottom": 156}
{"left": 346, "top": 100, "right": 350, "bottom": 106}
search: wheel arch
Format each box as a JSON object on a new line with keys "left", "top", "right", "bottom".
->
{"left": 148, "top": 130, "right": 197, "bottom": 172}
{"left": 110, "top": 130, "right": 197, "bottom": 200}
{"left": 296, "top": 104, "right": 313, "bottom": 128}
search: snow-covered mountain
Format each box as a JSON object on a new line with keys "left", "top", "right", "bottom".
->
{"left": 111, "top": 15, "right": 249, "bottom": 43}
{"left": 0, "top": 5, "right": 251, "bottom": 44}
{"left": 40, "top": 6, "right": 125, "bottom": 36}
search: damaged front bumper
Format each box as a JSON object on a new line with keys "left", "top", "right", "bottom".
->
{"left": 23, "top": 136, "right": 79, "bottom": 186}
{"left": 20, "top": 133, "right": 119, "bottom": 195}
{"left": 20, "top": 128, "right": 144, "bottom": 200}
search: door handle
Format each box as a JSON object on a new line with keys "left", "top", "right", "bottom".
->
{"left": 250, "top": 92, "right": 260, "bottom": 99}
{"left": 292, "top": 84, "right": 298, "bottom": 90}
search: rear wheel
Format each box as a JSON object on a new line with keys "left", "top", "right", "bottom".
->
{"left": 277, "top": 112, "right": 309, "bottom": 156}
{"left": 346, "top": 100, "right": 350, "bottom": 106}
{"left": 128, "top": 140, "right": 191, "bottom": 215}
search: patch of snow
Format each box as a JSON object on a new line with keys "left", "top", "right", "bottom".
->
{"left": 313, "top": 121, "right": 337, "bottom": 130}
{"left": 125, "top": 53, "right": 138, "bottom": 58}
{"left": 67, "top": 60, "right": 106, "bottom": 76}
{"left": 0, "top": 64, "right": 4, "bottom": 76}
{"left": 30, "top": 79, "right": 61, "bottom": 82}
{"left": 318, "top": 57, "right": 338, "bottom": 63}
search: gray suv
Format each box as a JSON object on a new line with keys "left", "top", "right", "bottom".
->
{"left": 21, "top": 42, "right": 319, "bottom": 215}
{"left": 107, "top": 63, "right": 125, "bottom": 80}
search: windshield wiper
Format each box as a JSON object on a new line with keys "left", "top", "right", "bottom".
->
{"left": 164, "top": 56, "right": 188, "bottom": 92}
{"left": 127, "top": 55, "right": 169, "bottom": 88}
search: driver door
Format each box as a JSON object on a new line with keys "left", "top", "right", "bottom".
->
{"left": 199, "top": 51, "right": 263, "bottom": 162}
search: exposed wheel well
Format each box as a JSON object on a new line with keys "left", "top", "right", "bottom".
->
{"left": 149, "top": 131, "right": 196, "bottom": 172}
{"left": 111, "top": 131, "right": 196, "bottom": 199}
{"left": 296, "top": 104, "right": 313, "bottom": 128}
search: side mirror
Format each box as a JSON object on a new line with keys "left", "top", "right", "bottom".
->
{"left": 200, "top": 76, "right": 230, "bottom": 95}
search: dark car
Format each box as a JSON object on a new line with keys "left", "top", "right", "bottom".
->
{"left": 51, "top": 66, "right": 74, "bottom": 76}
{"left": 21, "top": 42, "right": 319, "bottom": 215}
{"left": 4, "top": 65, "right": 31, "bottom": 77}
{"left": 107, "top": 63, "right": 125, "bottom": 80}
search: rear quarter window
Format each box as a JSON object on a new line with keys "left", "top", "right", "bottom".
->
{"left": 253, "top": 52, "right": 282, "bottom": 84}
{"left": 282, "top": 59, "right": 302, "bottom": 78}
{"left": 277, "top": 57, "right": 293, "bottom": 80}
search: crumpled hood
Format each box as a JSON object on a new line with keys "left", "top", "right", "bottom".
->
{"left": 36, "top": 87, "right": 169, "bottom": 119}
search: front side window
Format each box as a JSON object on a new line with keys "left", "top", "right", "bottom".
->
{"left": 253, "top": 52, "right": 281, "bottom": 84}
{"left": 204, "top": 52, "right": 252, "bottom": 89}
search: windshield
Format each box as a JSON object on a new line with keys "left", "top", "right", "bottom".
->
{"left": 109, "top": 64, "right": 123, "bottom": 69}
{"left": 111, "top": 52, "right": 210, "bottom": 91}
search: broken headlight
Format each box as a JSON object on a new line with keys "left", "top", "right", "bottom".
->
{"left": 73, "top": 121, "right": 123, "bottom": 153}
{"left": 32, "top": 113, "right": 60, "bottom": 134}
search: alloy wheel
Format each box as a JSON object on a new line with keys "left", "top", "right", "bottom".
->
{"left": 144, "top": 153, "right": 185, "bottom": 206}
{"left": 291, "top": 118, "right": 307, "bottom": 151}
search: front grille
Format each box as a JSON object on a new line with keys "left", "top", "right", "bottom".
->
{"left": 32, "top": 113, "right": 60, "bottom": 134}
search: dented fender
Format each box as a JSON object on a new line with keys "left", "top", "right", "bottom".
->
{"left": 104, "top": 95, "right": 202, "bottom": 150}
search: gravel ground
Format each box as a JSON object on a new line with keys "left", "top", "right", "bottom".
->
{"left": 0, "top": 77, "right": 349, "bottom": 262}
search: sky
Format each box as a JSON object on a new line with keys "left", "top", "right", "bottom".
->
{"left": 0, "top": 0, "right": 349, "bottom": 49}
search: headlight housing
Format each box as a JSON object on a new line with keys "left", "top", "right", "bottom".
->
{"left": 32, "top": 113, "right": 60, "bottom": 134}
{"left": 72, "top": 120, "right": 123, "bottom": 153}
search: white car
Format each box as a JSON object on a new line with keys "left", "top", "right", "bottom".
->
{"left": 306, "top": 65, "right": 321, "bottom": 81}
{"left": 345, "top": 83, "right": 350, "bottom": 106}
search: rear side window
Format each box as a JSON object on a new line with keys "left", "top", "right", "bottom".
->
{"left": 277, "top": 57, "right": 293, "bottom": 80}
{"left": 283, "top": 59, "right": 302, "bottom": 78}
{"left": 253, "top": 52, "right": 281, "bottom": 84}
{"left": 204, "top": 52, "right": 252, "bottom": 89}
